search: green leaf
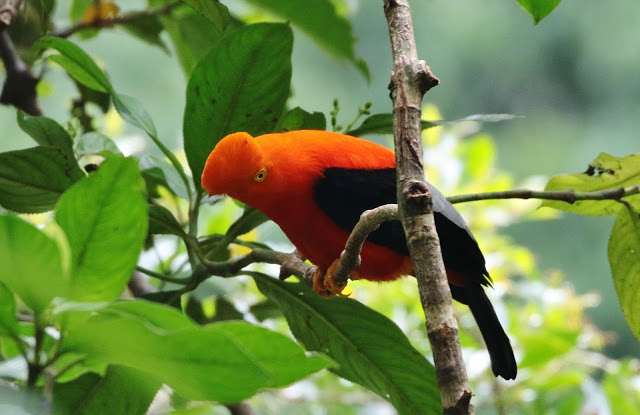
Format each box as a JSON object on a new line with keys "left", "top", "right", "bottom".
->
{"left": 608, "top": 206, "right": 640, "bottom": 343}
{"left": 245, "top": 0, "right": 368, "bottom": 79}
{"left": 148, "top": 203, "right": 186, "bottom": 236}
{"left": 56, "top": 156, "right": 148, "bottom": 302}
{"left": 112, "top": 93, "right": 158, "bottom": 138}
{"left": 159, "top": 7, "right": 227, "bottom": 76}
{"left": 252, "top": 273, "right": 441, "bottom": 415}
{"left": 53, "top": 365, "right": 160, "bottom": 415}
{"left": 118, "top": 16, "right": 169, "bottom": 53}
{"left": 278, "top": 107, "right": 327, "bottom": 132}
{"left": 74, "top": 132, "right": 122, "bottom": 157}
{"left": 603, "top": 360, "right": 640, "bottom": 415}
{"left": 17, "top": 111, "right": 75, "bottom": 161}
{"left": 346, "top": 113, "right": 519, "bottom": 137}
{"left": 35, "top": 37, "right": 113, "bottom": 93}
{"left": 516, "top": 0, "right": 563, "bottom": 24}
{"left": 543, "top": 153, "right": 640, "bottom": 215}
{"left": 0, "top": 282, "right": 19, "bottom": 338}
{"left": 62, "top": 300, "right": 331, "bottom": 402}
{"left": 184, "top": 22, "right": 293, "bottom": 188}
{"left": 180, "top": 0, "right": 231, "bottom": 31}
{"left": 0, "top": 216, "right": 68, "bottom": 314}
{"left": 0, "top": 146, "right": 85, "bottom": 213}
{"left": 226, "top": 206, "right": 269, "bottom": 242}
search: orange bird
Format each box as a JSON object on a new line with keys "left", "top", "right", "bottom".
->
{"left": 201, "top": 130, "right": 516, "bottom": 380}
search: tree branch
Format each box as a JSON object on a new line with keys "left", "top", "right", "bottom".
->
{"left": 0, "top": 0, "right": 21, "bottom": 30}
{"left": 448, "top": 185, "right": 640, "bottom": 205}
{"left": 0, "top": 1, "right": 42, "bottom": 115}
{"left": 53, "top": 1, "right": 182, "bottom": 38}
{"left": 383, "top": 1, "right": 472, "bottom": 413}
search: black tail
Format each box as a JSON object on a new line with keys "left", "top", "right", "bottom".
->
{"left": 451, "top": 284, "right": 517, "bottom": 380}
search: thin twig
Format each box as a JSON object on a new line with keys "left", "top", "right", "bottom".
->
{"left": 448, "top": 186, "right": 640, "bottom": 205}
{"left": 53, "top": 1, "right": 182, "bottom": 38}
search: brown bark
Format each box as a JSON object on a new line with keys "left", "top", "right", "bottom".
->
{"left": 382, "top": 1, "right": 473, "bottom": 413}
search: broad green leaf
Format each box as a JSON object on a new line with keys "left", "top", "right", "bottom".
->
{"left": 112, "top": 93, "right": 158, "bottom": 138}
{"left": 516, "top": 0, "right": 562, "bottom": 24}
{"left": 74, "top": 132, "right": 122, "bottom": 157}
{"left": 543, "top": 153, "right": 640, "bottom": 215}
{"left": 278, "top": 107, "right": 327, "bottom": 132}
{"left": 180, "top": 0, "right": 231, "bottom": 31}
{"left": 346, "top": 113, "right": 518, "bottom": 137}
{"left": 140, "top": 155, "right": 190, "bottom": 200}
{"left": 17, "top": 111, "right": 74, "bottom": 160}
{"left": 184, "top": 23, "right": 293, "bottom": 188}
{"left": 56, "top": 156, "right": 148, "bottom": 302}
{"left": 0, "top": 282, "right": 19, "bottom": 337}
{"left": 53, "top": 365, "right": 160, "bottom": 415}
{"left": 608, "top": 206, "right": 640, "bottom": 342}
{"left": 35, "top": 37, "right": 113, "bottom": 93}
{"left": 63, "top": 300, "right": 331, "bottom": 402}
{"left": 0, "top": 216, "right": 68, "bottom": 313}
{"left": 0, "top": 146, "right": 85, "bottom": 213}
{"left": 245, "top": 0, "right": 368, "bottom": 79}
{"left": 252, "top": 273, "right": 441, "bottom": 415}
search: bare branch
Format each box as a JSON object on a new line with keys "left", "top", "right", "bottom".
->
{"left": 448, "top": 185, "right": 640, "bottom": 205}
{"left": 53, "top": 1, "right": 181, "bottom": 38}
{"left": 0, "top": 0, "right": 21, "bottom": 30}
{"left": 383, "top": 0, "right": 472, "bottom": 413}
{"left": 332, "top": 204, "right": 398, "bottom": 286}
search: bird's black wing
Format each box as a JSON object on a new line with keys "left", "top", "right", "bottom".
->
{"left": 313, "top": 167, "right": 490, "bottom": 285}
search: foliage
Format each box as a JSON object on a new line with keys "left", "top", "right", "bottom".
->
{"left": 1, "top": 0, "right": 639, "bottom": 414}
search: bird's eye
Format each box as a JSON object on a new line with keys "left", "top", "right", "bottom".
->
{"left": 254, "top": 168, "right": 267, "bottom": 182}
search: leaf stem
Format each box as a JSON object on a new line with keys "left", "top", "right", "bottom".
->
{"left": 135, "top": 265, "right": 190, "bottom": 285}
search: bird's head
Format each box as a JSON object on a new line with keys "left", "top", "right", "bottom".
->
{"left": 201, "top": 132, "right": 269, "bottom": 203}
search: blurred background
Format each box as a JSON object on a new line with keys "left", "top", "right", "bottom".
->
{"left": 1, "top": 0, "right": 639, "bottom": 412}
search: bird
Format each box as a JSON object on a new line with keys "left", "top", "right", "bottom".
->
{"left": 201, "top": 129, "right": 517, "bottom": 380}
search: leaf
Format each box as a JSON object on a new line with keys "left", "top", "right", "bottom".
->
{"left": 118, "top": 16, "right": 168, "bottom": 53}
{"left": 245, "top": 0, "right": 368, "bottom": 79}
{"left": 277, "top": 107, "right": 327, "bottom": 132}
{"left": 35, "top": 37, "right": 113, "bottom": 93}
{"left": 608, "top": 206, "right": 640, "bottom": 343}
{"left": 184, "top": 23, "right": 293, "bottom": 189}
{"left": 602, "top": 361, "right": 640, "bottom": 415}
{"left": 0, "top": 216, "right": 68, "bottom": 314}
{"left": 55, "top": 156, "right": 148, "bottom": 302}
{"left": 148, "top": 204, "right": 186, "bottom": 236}
{"left": 179, "top": 0, "right": 231, "bottom": 31}
{"left": 74, "top": 132, "right": 122, "bottom": 157}
{"left": 62, "top": 300, "right": 331, "bottom": 403}
{"left": 0, "top": 146, "right": 85, "bottom": 213}
{"left": 225, "top": 206, "right": 269, "bottom": 242}
{"left": 158, "top": 7, "right": 227, "bottom": 76}
{"left": 252, "top": 273, "right": 442, "bottom": 415}
{"left": 0, "top": 282, "right": 19, "bottom": 338}
{"left": 346, "top": 113, "right": 519, "bottom": 137}
{"left": 70, "top": 0, "right": 93, "bottom": 23}
{"left": 139, "top": 155, "right": 190, "bottom": 200}
{"left": 112, "top": 93, "right": 158, "bottom": 138}
{"left": 516, "top": 0, "right": 563, "bottom": 24}
{"left": 53, "top": 365, "right": 160, "bottom": 415}
{"left": 543, "top": 153, "right": 640, "bottom": 215}
{"left": 17, "top": 111, "right": 75, "bottom": 161}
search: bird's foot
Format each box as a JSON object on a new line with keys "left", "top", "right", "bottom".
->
{"left": 312, "top": 260, "right": 352, "bottom": 298}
